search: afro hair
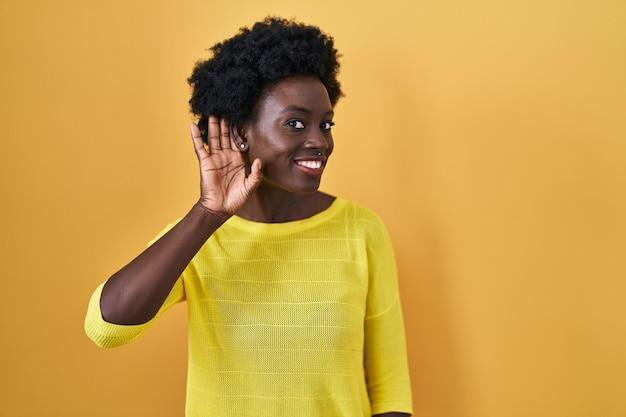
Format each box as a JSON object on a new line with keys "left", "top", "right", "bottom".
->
{"left": 188, "top": 17, "right": 343, "bottom": 142}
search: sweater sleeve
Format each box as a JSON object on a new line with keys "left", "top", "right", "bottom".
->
{"left": 84, "top": 222, "right": 186, "bottom": 348}
{"left": 363, "top": 215, "right": 413, "bottom": 415}
{"left": 84, "top": 278, "right": 185, "bottom": 349}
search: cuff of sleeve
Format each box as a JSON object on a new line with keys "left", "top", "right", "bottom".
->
{"left": 84, "top": 282, "right": 151, "bottom": 349}
{"left": 371, "top": 401, "right": 414, "bottom": 416}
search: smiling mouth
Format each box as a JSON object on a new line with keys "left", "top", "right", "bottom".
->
{"left": 295, "top": 160, "right": 323, "bottom": 169}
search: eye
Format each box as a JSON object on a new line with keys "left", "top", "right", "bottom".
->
{"left": 287, "top": 120, "right": 305, "bottom": 129}
{"left": 320, "top": 121, "right": 335, "bottom": 131}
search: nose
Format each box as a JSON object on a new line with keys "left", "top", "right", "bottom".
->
{"left": 305, "top": 129, "right": 331, "bottom": 153}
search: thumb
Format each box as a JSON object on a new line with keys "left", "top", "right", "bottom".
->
{"left": 245, "top": 158, "right": 263, "bottom": 191}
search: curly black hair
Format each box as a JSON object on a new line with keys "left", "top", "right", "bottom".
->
{"left": 188, "top": 17, "right": 343, "bottom": 142}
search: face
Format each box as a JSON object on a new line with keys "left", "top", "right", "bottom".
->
{"left": 240, "top": 75, "right": 335, "bottom": 195}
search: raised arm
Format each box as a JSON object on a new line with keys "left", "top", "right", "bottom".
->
{"left": 99, "top": 117, "right": 262, "bottom": 325}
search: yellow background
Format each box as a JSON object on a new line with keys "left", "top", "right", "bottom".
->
{"left": 1, "top": 1, "right": 625, "bottom": 416}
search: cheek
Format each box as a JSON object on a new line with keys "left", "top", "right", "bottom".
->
{"left": 327, "top": 136, "right": 335, "bottom": 155}
{"left": 251, "top": 144, "right": 294, "bottom": 169}
{"left": 261, "top": 140, "right": 299, "bottom": 159}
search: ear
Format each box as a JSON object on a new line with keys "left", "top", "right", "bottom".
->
{"left": 230, "top": 124, "right": 249, "bottom": 152}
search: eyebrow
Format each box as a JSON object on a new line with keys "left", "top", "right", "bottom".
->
{"left": 280, "top": 105, "right": 334, "bottom": 117}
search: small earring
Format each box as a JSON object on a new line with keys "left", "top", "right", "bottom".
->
{"left": 239, "top": 143, "right": 246, "bottom": 149}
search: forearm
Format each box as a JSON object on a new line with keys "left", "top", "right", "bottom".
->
{"left": 100, "top": 202, "right": 228, "bottom": 325}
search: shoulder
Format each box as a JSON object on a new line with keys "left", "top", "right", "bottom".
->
{"left": 333, "top": 198, "right": 390, "bottom": 237}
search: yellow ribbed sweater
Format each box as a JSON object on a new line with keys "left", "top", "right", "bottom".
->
{"left": 85, "top": 198, "right": 412, "bottom": 416}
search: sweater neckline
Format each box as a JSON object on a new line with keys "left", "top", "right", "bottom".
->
{"left": 226, "top": 197, "right": 346, "bottom": 234}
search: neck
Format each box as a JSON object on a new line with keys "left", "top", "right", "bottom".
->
{"left": 236, "top": 186, "right": 335, "bottom": 223}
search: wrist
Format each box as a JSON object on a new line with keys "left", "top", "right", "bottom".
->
{"left": 193, "top": 200, "right": 232, "bottom": 225}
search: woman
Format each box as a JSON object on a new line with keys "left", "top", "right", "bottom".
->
{"left": 85, "top": 17, "right": 412, "bottom": 417}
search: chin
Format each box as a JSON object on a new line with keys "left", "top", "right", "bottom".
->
{"left": 259, "top": 179, "right": 322, "bottom": 196}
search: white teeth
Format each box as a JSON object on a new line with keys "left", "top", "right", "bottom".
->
{"left": 296, "top": 160, "right": 322, "bottom": 169}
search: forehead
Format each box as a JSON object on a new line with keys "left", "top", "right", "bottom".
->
{"left": 258, "top": 75, "right": 333, "bottom": 114}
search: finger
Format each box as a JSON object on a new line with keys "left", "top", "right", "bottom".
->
{"left": 207, "top": 116, "right": 221, "bottom": 152}
{"left": 220, "top": 118, "right": 232, "bottom": 150}
{"left": 190, "top": 123, "right": 208, "bottom": 158}
{"left": 229, "top": 124, "right": 241, "bottom": 151}
{"left": 245, "top": 158, "right": 264, "bottom": 191}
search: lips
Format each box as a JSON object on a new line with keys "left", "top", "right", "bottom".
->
{"left": 295, "top": 160, "right": 323, "bottom": 169}
{"left": 294, "top": 155, "right": 327, "bottom": 175}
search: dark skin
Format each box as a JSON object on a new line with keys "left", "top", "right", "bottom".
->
{"left": 232, "top": 75, "right": 336, "bottom": 222}
{"left": 100, "top": 117, "right": 263, "bottom": 325}
{"left": 377, "top": 414, "right": 409, "bottom": 417}
{"left": 99, "top": 76, "right": 410, "bottom": 417}
{"left": 102, "top": 76, "right": 339, "bottom": 324}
